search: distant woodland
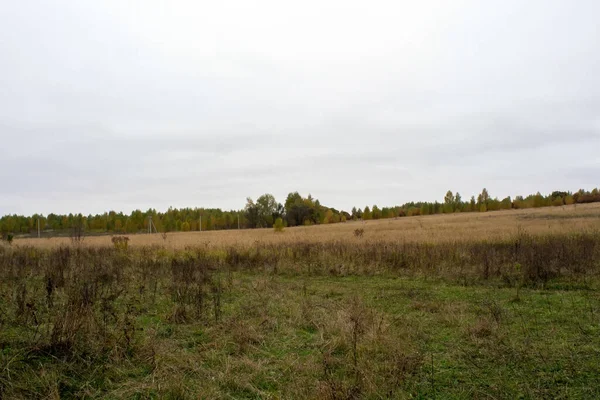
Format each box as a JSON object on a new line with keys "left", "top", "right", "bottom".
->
{"left": 2, "top": 188, "right": 599, "bottom": 236}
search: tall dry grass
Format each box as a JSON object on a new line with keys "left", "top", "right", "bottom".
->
{"left": 13, "top": 203, "right": 600, "bottom": 249}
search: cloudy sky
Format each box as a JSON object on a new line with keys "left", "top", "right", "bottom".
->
{"left": 1, "top": 0, "right": 599, "bottom": 215}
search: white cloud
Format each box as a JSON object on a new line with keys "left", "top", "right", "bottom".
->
{"left": 1, "top": 0, "right": 599, "bottom": 215}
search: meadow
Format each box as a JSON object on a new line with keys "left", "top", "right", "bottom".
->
{"left": 14, "top": 202, "right": 600, "bottom": 249}
{"left": 1, "top": 203, "right": 600, "bottom": 399}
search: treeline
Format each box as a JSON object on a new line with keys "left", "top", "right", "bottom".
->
{"left": 402, "top": 188, "right": 600, "bottom": 216}
{"left": 1, "top": 187, "right": 599, "bottom": 236}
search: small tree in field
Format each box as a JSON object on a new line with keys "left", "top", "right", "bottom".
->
{"left": 273, "top": 217, "right": 284, "bottom": 233}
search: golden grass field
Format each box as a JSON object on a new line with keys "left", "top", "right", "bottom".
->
{"left": 15, "top": 202, "right": 600, "bottom": 249}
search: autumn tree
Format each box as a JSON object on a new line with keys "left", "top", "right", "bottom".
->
{"left": 372, "top": 205, "right": 381, "bottom": 219}
{"left": 363, "top": 206, "right": 372, "bottom": 220}
{"left": 322, "top": 209, "right": 334, "bottom": 224}
{"left": 443, "top": 190, "right": 455, "bottom": 213}
{"left": 477, "top": 188, "right": 490, "bottom": 212}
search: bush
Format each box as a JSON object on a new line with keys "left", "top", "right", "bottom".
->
{"left": 111, "top": 235, "right": 130, "bottom": 250}
{"left": 1, "top": 233, "right": 13, "bottom": 245}
{"left": 274, "top": 218, "right": 284, "bottom": 233}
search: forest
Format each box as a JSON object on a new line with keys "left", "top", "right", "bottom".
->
{"left": 1, "top": 187, "right": 599, "bottom": 236}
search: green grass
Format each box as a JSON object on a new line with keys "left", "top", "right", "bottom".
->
{"left": 1, "top": 236, "right": 599, "bottom": 399}
{"left": 3, "top": 271, "right": 598, "bottom": 399}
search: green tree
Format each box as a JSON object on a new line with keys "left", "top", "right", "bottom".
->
{"left": 477, "top": 188, "right": 489, "bottom": 212}
{"left": 256, "top": 193, "right": 277, "bottom": 227}
{"left": 372, "top": 205, "right": 381, "bottom": 219}
{"left": 244, "top": 198, "right": 260, "bottom": 228}
{"left": 533, "top": 192, "right": 545, "bottom": 208}
{"left": 444, "top": 190, "right": 455, "bottom": 210}
{"left": 363, "top": 206, "right": 372, "bottom": 220}
{"left": 454, "top": 192, "right": 462, "bottom": 212}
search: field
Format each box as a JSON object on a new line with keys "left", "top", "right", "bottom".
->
{"left": 2, "top": 204, "right": 600, "bottom": 399}
{"left": 14, "top": 202, "right": 600, "bottom": 249}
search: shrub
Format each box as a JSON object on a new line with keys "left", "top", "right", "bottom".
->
{"left": 111, "top": 235, "right": 130, "bottom": 250}
{"left": 274, "top": 218, "right": 284, "bottom": 233}
{"left": 1, "top": 233, "right": 13, "bottom": 245}
{"left": 353, "top": 229, "right": 364, "bottom": 238}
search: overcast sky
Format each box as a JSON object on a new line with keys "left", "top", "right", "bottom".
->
{"left": 1, "top": 0, "right": 599, "bottom": 215}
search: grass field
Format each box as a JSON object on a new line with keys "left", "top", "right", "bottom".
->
{"left": 2, "top": 204, "right": 600, "bottom": 399}
{"left": 14, "top": 202, "right": 600, "bottom": 249}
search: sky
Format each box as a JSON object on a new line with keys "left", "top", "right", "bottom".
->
{"left": 1, "top": 0, "right": 599, "bottom": 216}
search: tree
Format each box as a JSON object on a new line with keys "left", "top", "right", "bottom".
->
{"left": 244, "top": 198, "right": 260, "bottom": 228}
{"left": 565, "top": 195, "right": 575, "bottom": 205}
{"left": 356, "top": 208, "right": 363, "bottom": 219}
{"left": 322, "top": 209, "right": 334, "bottom": 224}
{"left": 477, "top": 188, "right": 489, "bottom": 212}
{"left": 363, "top": 206, "right": 372, "bottom": 220}
{"left": 381, "top": 207, "right": 390, "bottom": 219}
{"left": 372, "top": 205, "right": 381, "bottom": 219}
{"left": 533, "top": 192, "right": 545, "bottom": 208}
{"left": 284, "top": 192, "right": 305, "bottom": 226}
{"left": 443, "top": 190, "right": 455, "bottom": 213}
{"left": 284, "top": 192, "right": 319, "bottom": 226}
{"left": 444, "top": 190, "right": 455, "bottom": 205}
{"left": 273, "top": 203, "right": 285, "bottom": 222}
{"left": 454, "top": 192, "right": 462, "bottom": 212}
{"left": 256, "top": 194, "right": 277, "bottom": 227}
{"left": 482, "top": 188, "right": 489, "bottom": 203}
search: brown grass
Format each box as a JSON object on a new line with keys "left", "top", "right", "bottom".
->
{"left": 14, "top": 203, "right": 600, "bottom": 249}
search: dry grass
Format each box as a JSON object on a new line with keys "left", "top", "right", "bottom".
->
{"left": 14, "top": 203, "right": 600, "bottom": 249}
